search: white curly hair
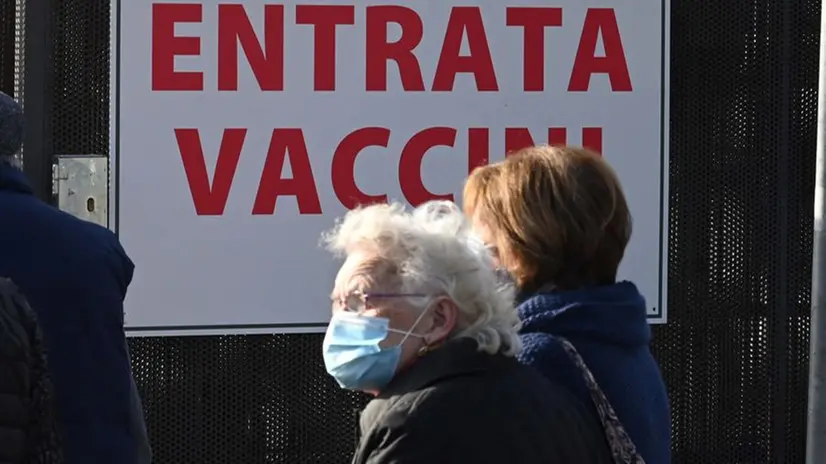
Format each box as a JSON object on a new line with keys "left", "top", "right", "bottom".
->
{"left": 322, "top": 200, "right": 522, "bottom": 356}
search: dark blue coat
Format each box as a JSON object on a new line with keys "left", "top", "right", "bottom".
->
{"left": 516, "top": 281, "right": 672, "bottom": 464}
{"left": 0, "top": 162, "right": 140, "bottom": 464}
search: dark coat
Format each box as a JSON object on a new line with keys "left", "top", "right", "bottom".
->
{"left": 0, "top": 163, "right": 149, "bottom": 464}
{"left": 353, "top": 338, "right": 613, "bottom": 464}
{"left": 0, "top": 277, "right": 62, "bottom": 463}
{"left": 517, "top": 282, "right": 672, "bottom": 464}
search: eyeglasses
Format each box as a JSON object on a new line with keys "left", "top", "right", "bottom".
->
{"left": 338, "top": 290, "right": 428, "bottom": 313}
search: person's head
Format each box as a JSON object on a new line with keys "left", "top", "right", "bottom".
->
{"left": 0, "top": 91, "right": 23, "bottom": 163}
{"left": 321, "top": 200, "right": 521, "bottom": 392}
{"left": 463, "top": 145, "right": 632, "bottom": 293}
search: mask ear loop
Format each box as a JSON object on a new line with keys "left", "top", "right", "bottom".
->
{"left": 405, "top": 299, "right": 443, "bottom": 357}
{"left": 399, "top": 303, "right": 431, "bottom": 344}
{"left": 397, "top": 299, "right": 438, "bottom": 358}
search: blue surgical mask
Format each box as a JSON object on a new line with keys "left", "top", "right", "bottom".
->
{"left": 322, "top": 309, "right": 428, "bottom": 391}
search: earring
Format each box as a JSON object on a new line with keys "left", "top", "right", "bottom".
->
{"left": 417, "top": 344, "right": 430, "bottom": 357}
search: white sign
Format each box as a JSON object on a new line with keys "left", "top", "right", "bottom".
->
{"left": 113, "top": 0, "right": 669, "bottom": 335}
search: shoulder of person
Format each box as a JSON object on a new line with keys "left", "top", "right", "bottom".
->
{"left": 356, "top": 386, "right": 472, "bottom": 464}
{"left": 36, "top": 200, "right": 122, "bottom": 246}
{"left": 517, "top": 332, "right": 569, "bottom": 366}
{"left": 64, "top": 211, "right": 129, "bottom": 257}
{"left": 357, "top": 365, "right": 611, "bottom": 464}
{"left": 47, "top": 208, "right": 135, "bottom": 289}
{"left": 362, "top": 376, "right": 486, "bottom": 435}
{"left": 363, "top": 357, "right": 534, "bottom": 435}
{"left": 516, "top": 332, "right": 595, "bottom": 400}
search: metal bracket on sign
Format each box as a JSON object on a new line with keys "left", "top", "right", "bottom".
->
{"left": 53, "top": 155, "right": 109, "bottom": 228}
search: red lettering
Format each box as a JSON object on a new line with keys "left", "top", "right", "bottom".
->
{"left": 506, "top": 7, "right": 563, "bottom": 92}
{"left": 332, "top": 128, "right": 391, "bottom": 209}
{"left": 399, "top": 128, "right": 457, "bottom": 205}
{"left": 581, "top": 127, "right": 603, "bottom": 154}
{"left": 296, "top": 5, "right": 356, "bottom": 91}
{"left": 467, "top": 128, "right": 489, "bottom": 173}
{"left": 505, "top": 128, "right": 536, "bottom": 154}
{"left": 218, "top": 5, "right": 284, "bottom": 91}
{"left": 505, "top": 127, "right": 604, "bottom": 154}
{"left": 176, "top": 128, "right": 245, "bottom": 215}
{"left": 253, "top": 129, "right": 322, "bottom": 215}
{"left": 365, "top": 6, "right": 425, "bottom": 91}
{"left": 152, "top": 3, "right": 203, "bottom": 91}
{"left": 177, "top": 127, "right": 607, "bottom": 216}
{"left": 548, "top": 127, "right": 568, "bottom": 146}
{"left": 568, "top": 8, "right": 632, "bottom": 92}
{"left": 433, "top": 7, "right": 498, "bottom": 91}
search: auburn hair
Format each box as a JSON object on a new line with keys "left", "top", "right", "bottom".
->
{"left": 463, "top": 145, "right": 632, "bottom": 292}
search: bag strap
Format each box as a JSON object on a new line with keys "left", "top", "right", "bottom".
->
{"left": 555, "top": 336, "right": 646, "bottom": 464}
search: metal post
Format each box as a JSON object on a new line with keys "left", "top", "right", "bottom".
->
{"left": 807, "top": 2, "right": 826, "bottom": 462}
{"left": 21, "top": 0, "right": 53, "bottom": 202}
{"left": 0, "top": 0, "right": 14, "bottom": 95}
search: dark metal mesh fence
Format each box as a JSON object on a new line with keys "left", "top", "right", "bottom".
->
{"left": 1, "top": 0, "right": 820, "bottom": 462}
{"left": 50, "top": 0, "right": 109, "bottom": 156}
{"left": 648, "top": 1, "right": 818, "bottom": 463}
{"left": 128, "top": 335, "right": 369, "bottom": 463}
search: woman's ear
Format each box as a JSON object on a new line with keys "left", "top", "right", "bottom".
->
{"left": 424, "top": 298, "right": 459, "bottom": 344}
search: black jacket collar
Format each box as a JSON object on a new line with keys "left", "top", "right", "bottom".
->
{"left": 378, "top": 338, "right": 511, "bottom": 398}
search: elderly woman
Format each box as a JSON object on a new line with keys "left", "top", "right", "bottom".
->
{"left": 463, "top": 145, "right": 671, "bottom": 464}
{"left": 321, "top": 201, "right": 612, "bottom": 464}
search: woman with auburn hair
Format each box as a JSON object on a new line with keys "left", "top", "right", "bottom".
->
{"left": 464, "top": 145, "right": 671, "bottom": 464}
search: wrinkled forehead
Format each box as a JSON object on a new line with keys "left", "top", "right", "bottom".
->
{"left": 332, "top": 252, "right": 392, "bottom": 299}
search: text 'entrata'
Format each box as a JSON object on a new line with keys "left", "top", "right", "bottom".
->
{"left": 152, "top": 4, "right": 632, "bottom": 92}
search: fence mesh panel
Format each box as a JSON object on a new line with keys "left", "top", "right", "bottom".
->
{"left": 50, "top": 0, "right": 109, "bottom": 156}
{"left": 2, "top": 0, "right": 820, "bottom": 462}
{"left": 649, "top": 0, "right": 818, "bottom": 463}
{"left": 129, "top": 335, "right": 369, "bottom": 463}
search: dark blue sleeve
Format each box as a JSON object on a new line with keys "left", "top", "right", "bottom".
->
{"left": 115, "top": 236, "right": 151, "bottom": 463}
{"left": 57, "top": 231, "right": 139, "bottom": 464}
{"left": 108, "top": 234, "right": 135, "bottom": 299}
